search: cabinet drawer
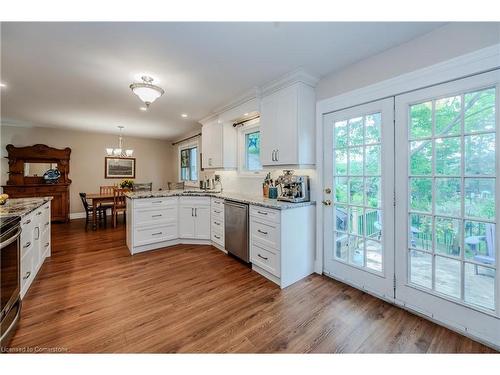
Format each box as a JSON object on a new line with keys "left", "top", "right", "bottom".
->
{"left": 20, "top": 249, "right": 34, "bottom": 295}
{"left": 211, "top": 217, "right": 224, "bottom": 230}
{"left": 134, "top": 223, "right": 178, "bottom": 246}
{"left": 211, "top": 206, "right": 224, "bottom": 221}
{"left": 134, "top": 197, "right": 177, "bottom": 209}
{"left": 250, "top": 218, "right": 280, "bottom": 250}
{"left": 41, "top": 227, "right": 51, "bottom": 258}
{"left": 41, "top": 202, "right": 51, "bottom": 222}
{"left": 211, "top": 197, "right": 224, "bottom": 208}
{"left": 21, "top": 235, "right": 33, "bottom": 258}
{"left": 250, "top": 205, "right": 280, "bottom": 223}
{"left": 250, "top": 242, "right": 280, "bottom": 277}
{"left": 211, "top": 231, "right": 224, "bottom": 247}
{"left": 134, "top": 206, "right": 177, "bottom": 227}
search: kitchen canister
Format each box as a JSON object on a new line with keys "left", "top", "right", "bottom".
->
{"left": 268, "top": 187, "right": 278, "bottom": 199}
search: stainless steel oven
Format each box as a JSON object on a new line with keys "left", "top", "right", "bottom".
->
{"left": 1, "top": 215, "right": 22, "bottom": 348}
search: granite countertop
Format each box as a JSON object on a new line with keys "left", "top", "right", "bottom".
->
{"left": 0, "top": 197, "right": 53, "bottom": 218}
{"left": 125, "top": 190, "right": 315, "bottom": 210}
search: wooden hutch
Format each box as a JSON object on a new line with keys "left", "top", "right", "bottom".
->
{"left": 2, "top": 144, "right": 72, "bottom": 222}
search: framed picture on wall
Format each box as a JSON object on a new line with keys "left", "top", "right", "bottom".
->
{"left": 105, "top": 157, "right": 136, "bottom": 179}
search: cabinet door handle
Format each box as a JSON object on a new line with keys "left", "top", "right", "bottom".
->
{"left": 151, "top": 214, "right": 162, "bottom": 218}
{"left": 257, "top": 254, "right": 268, "bottom": 261}
{"left": 276, "top": 149, "right": 279, "bottom": 161}
{"left": 214, "top": 234, "right": 221, "bottom": 239}
{"left": 45, "top": 242, "right": 50, "bottom": 248}
{"left": 23, "top": 271, "right": 31, "bottom": 280}
{"left": 23, "top": 219, "right": 31, "bottom": 225}
{"left": 35, "top": 227, "right": 40, "bottom": 240}
{"left": 195, "top": 208, "right": 197, "bottom": 217}
{"left": 271, "top": 150, "right": 276, "bottom": 161}
{"left": 257, "top": 229, "right": 268, "bottom": 235}
{"left": 151, "top": 232, "right": 162, "bottom": 236}
{"left": 191, "top": 208, "right": 194, "bottom": 217}
{"left": 23, "top": 241, "right": 31, "bottom": 248}
{"left": 257, "top": 210, "right": 268, "bottom": 215}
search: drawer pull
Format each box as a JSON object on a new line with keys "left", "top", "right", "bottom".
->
{"left": 152, "top": 201, "right": 163, "bottom": 204}
{"left": 23, "top": 241, "right": 31, "bottom": 248}
{"left": 45, "top": 205, "right": 49, "bottom": 209}
{"left": 257, "top": 211, "right": 268, "bottom": 215}
{"left": 257, "top": 253, "right": 268, "bottom": 261}
{"left": 23, "top": 271, "right": 31, "bottom": 280}
{"left": 45, "top": 242, "right": 50, "bottom": 248}
{"left": 23, "top": 219, "right": 31, "bottom": 225}
{"left": 151, "top": 214, "right": 163, "bottom": 217}
{"left": 213, "top": 221, "right": 221, "bottom": 226}
{"left": 45, "top": 222, "right": 50, "bottom": 226}
{"left": 257, "top": 229, "right": 268, "bottom": 235}
{"left": 36, "top": 211, "right": 42, "bottom": 216}
{"left": 214, "top": 210, "right": 221, "bottom": 214}
{"left": 151, "top": 232, "right": 163, "bottom": 236}
{"left": 214, "top": 234, "right": 221, "bottom": 239}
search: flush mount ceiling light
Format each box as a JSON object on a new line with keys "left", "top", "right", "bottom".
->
{"left": 106, "top": 126, "right": 134, "bottom": 157}
{"left": 129, "top": 76, "right": 164, "bottom": 108}
{"left": 181, "top": 113, "right": 188, "bottom": 118}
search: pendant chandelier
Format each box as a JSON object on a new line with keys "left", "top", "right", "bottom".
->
{"left": 129, "top": 75, "right": 164, "bottom": 108}
{"left": 106, "top": 126, "right": 133, "bottom": 157}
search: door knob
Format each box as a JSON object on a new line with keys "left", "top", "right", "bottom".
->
{"left": 324, "top": 187, "right": 332, "bottom": 194}
{"left": 322, "top": 200, "right": 332, "bottom": 206}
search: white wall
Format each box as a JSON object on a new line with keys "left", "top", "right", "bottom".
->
{"left": 316, "top": 22, "right": 500, "bottom": 100}
{"left": 0, "top": 125, "right": 176, "bottom": 214}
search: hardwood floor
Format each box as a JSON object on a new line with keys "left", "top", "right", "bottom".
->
{"left": 8, "top": 218, "right": 496, "bottom": 353}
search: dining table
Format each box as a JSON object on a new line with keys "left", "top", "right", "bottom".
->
{"left": 85, "top": 193, "right": 115, "bottom": 230}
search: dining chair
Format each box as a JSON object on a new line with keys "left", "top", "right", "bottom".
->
{"left": 168, "top": 181, "right": 185, "bottom": 190}
{"left": 99, "top": 185, "right": 115, "bottom": 218}
{"left": 112, "top": 188, "right": 127, "bottom": 228}
{"left": 79, "top": 193, "right": 106, "bottom": 230}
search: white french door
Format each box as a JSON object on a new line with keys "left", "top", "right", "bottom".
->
{"left": 395, "top": 71, "right": 500, "bottom": 346}
{"left": 323, "top": 98, "right": 395, "bottom": 299}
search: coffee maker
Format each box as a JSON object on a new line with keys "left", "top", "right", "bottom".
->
{"left": 276, "top": 170, "right": 310, "bottom": 203}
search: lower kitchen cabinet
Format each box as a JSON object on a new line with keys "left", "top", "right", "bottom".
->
{"left": 249, "top": 204, "right": 315, "bottom": 288}
{"left": 20, "top": 201, "right": 51, "bottom": 299}
{"left": 179, "top": 197, "right": 210, "bottom": 240}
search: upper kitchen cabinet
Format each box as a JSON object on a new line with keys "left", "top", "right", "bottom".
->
{"left": 201, "top": 95, "right": 259, "bottom": 170}
{"left": 260, "top": 71, "right": 318, "bottom": 167}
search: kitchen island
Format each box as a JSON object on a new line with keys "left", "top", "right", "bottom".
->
{"left": 125, "top": 190, "right": 315, "bottom": 288}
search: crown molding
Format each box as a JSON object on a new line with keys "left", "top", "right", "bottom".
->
{"left": 212, "top": 86, "right": 260, "bottom": 115}
{"left": 260, "top": 68, "right": 320, "bottom": 97}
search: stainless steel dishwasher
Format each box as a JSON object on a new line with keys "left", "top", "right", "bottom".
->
{"left": 224, "top": 200, "right": 249, "bottom": 262}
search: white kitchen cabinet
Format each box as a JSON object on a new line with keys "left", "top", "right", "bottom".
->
{"left": 260, "top": 82, "right": 316, "bottom": 167}
{"left": 179, "top": 197, "right": 211, "bottom": 240}
{"left": 178, "top": 205, "right": 196, "bottom": 238}
{"left": 210, "top": 197, "right": 225, "bottom": 250}
{"left": 201, "top": 117, "right": 237, "bottom": 170}
{"left": 193, "top": 205, "right": 211, "bottom": 240}
{"left": 249, "top": 203, "right": 315, "bottom": 288}
{"left": 20, "top": 200, "right": 51, "bottom": 299}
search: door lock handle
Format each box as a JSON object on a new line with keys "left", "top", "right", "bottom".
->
{"left": 322, "top": 200, "right": 332, "bottom": 206}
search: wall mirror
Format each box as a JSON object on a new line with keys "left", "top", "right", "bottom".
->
{"left": 23, "top": 162, "right": 58, "bottom": 177}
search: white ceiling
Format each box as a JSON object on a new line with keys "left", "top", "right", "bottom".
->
{"left": 1, "top": 22, "right": 445, "bottom": 140}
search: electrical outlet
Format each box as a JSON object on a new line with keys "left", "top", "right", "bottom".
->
{"left": 214, "top": 174, "right": 221, "bottom": 182}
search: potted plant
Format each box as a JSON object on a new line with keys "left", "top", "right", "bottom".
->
{"left": 120, "top": 179, "right": 134, "bottom": 190}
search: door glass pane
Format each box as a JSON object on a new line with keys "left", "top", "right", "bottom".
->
{"left": 435, "top": 178, "right": 461, "bottom": 217}
{"left": 435, "top": 217, "right": 461, "bottom": 257}
{"left": 464, "top": 263, "right": 495, "bottom": 310}
{"left": 410, "top": 178, "right": 432, "bottom": 213}
{"left": 435, "top": 137, "right": 461, "bottom": 176}
{"left": 409, "top": 250, "right": 432, "bottom": 289}
{"left": 435, "top": 96, "right": 461, "bottom": 136}
{"left": 464, "top": 221, "right": 496, "bottom": 265}
{"left": 410, "top": 102, "right": 432, "bottom": 139}
{"left": 435, "top": 256, "right": 461, "bottom": 299}
{"left": 349, "top": 235, "right": 364, "bottom": 267}
{"left": 410, "top": 141, "right": 432, "bottom": 175}
{"left": 332, "top": 112, "right": 384, "bottom": 273}
{"left": 409, "top": 213, "right": 433, "bottom": 251}
{"left": 464, "top": 88, "right": 496, "bottom": 133}
{"left": 464, "top": 178, "right": 495, "bottom": 220}
{"left": 465, "top": 133, "right": 495, "bottom": 175}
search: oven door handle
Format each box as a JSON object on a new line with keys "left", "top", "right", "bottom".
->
{"left": 0, "top": 227, "right": 22, "bottom": 249}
